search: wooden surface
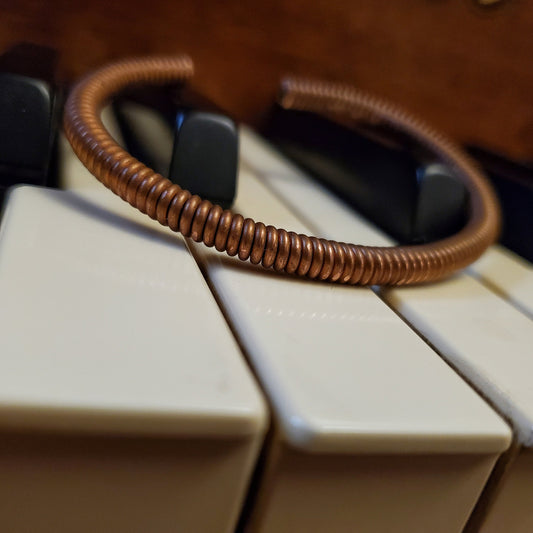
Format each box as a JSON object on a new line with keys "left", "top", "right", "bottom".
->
{"left": 1, "top": 0, "right": 532, "bottom": 159}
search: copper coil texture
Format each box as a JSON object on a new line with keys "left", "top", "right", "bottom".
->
{"left": 63, "top": 56, "right": 501, "bottom": 286}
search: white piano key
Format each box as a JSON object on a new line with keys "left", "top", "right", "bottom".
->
{"left": 191, "top": 149, "right": 510, "bottom": 531}
{"left": 239, "top": 124, "right": 309, "bottom": 179}
{"left": 0, "top": 185, "right": 266, "bottom": 533}
{"left": 239, "top": 126, "right": 533, "bottom": 532}
{"left": 473, "top": 449, "right": 533, "bottom": 533}
{"left": 469, "top": 244, "right": 533, "bottom": 319}
{"left": 382, "top": 278, "right": 533, "bottom": 533}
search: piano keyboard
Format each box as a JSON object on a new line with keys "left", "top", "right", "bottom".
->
{"left": 0, "top": 115, "right": 531, "bottom": 532}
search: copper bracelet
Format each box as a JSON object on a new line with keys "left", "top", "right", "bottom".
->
{"left": 64, "top": 56, "right": 500, "bottom": 286}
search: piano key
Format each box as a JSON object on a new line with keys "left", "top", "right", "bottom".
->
{"left": 0, "top": 185, "right": 266, "bottom": 533}
{"left": 469, "top": 244, "right": 533, "bottom": 320}
{"left": 382, "top": 282, "right": 533, "bottom": 533}
{"left": 190, "top": 145, "right": 510, "bottom": 531}
{"left": 0, "top": 43, "right": 60, "bottom": 200}
{"left": 239, "top": 126, "right": 533, "bottom": 532}
{"left": 469, "top": 449, "right": 533, "bottom": 533}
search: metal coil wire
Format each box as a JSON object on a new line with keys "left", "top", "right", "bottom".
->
{"left": 64, "top": 56, "right": 501, "bottom": 285}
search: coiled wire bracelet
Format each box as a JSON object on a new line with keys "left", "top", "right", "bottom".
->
{"left": 63, "top": 55, "right": 501, "bottom": 286}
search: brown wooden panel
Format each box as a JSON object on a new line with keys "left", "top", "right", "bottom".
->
{"left": 1, "top": 0, "right": 532, "bottom": 159}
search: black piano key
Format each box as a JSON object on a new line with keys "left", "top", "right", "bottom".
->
{"left": 263, "top": 106, "right": 468, "bottom": 244}
{"left": 113, "top": 85, "right": 238, "bottom": 209}
{"left": 0, "top": 42, "right": 61, "bottom": 203}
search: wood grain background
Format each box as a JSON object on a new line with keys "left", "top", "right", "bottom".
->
{"left": 1, "top": 0, "right": 532, "bottom": 159}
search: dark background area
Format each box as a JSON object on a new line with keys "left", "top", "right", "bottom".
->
{"left": 1, "top": 0, "right": 532, "bottom": 160}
